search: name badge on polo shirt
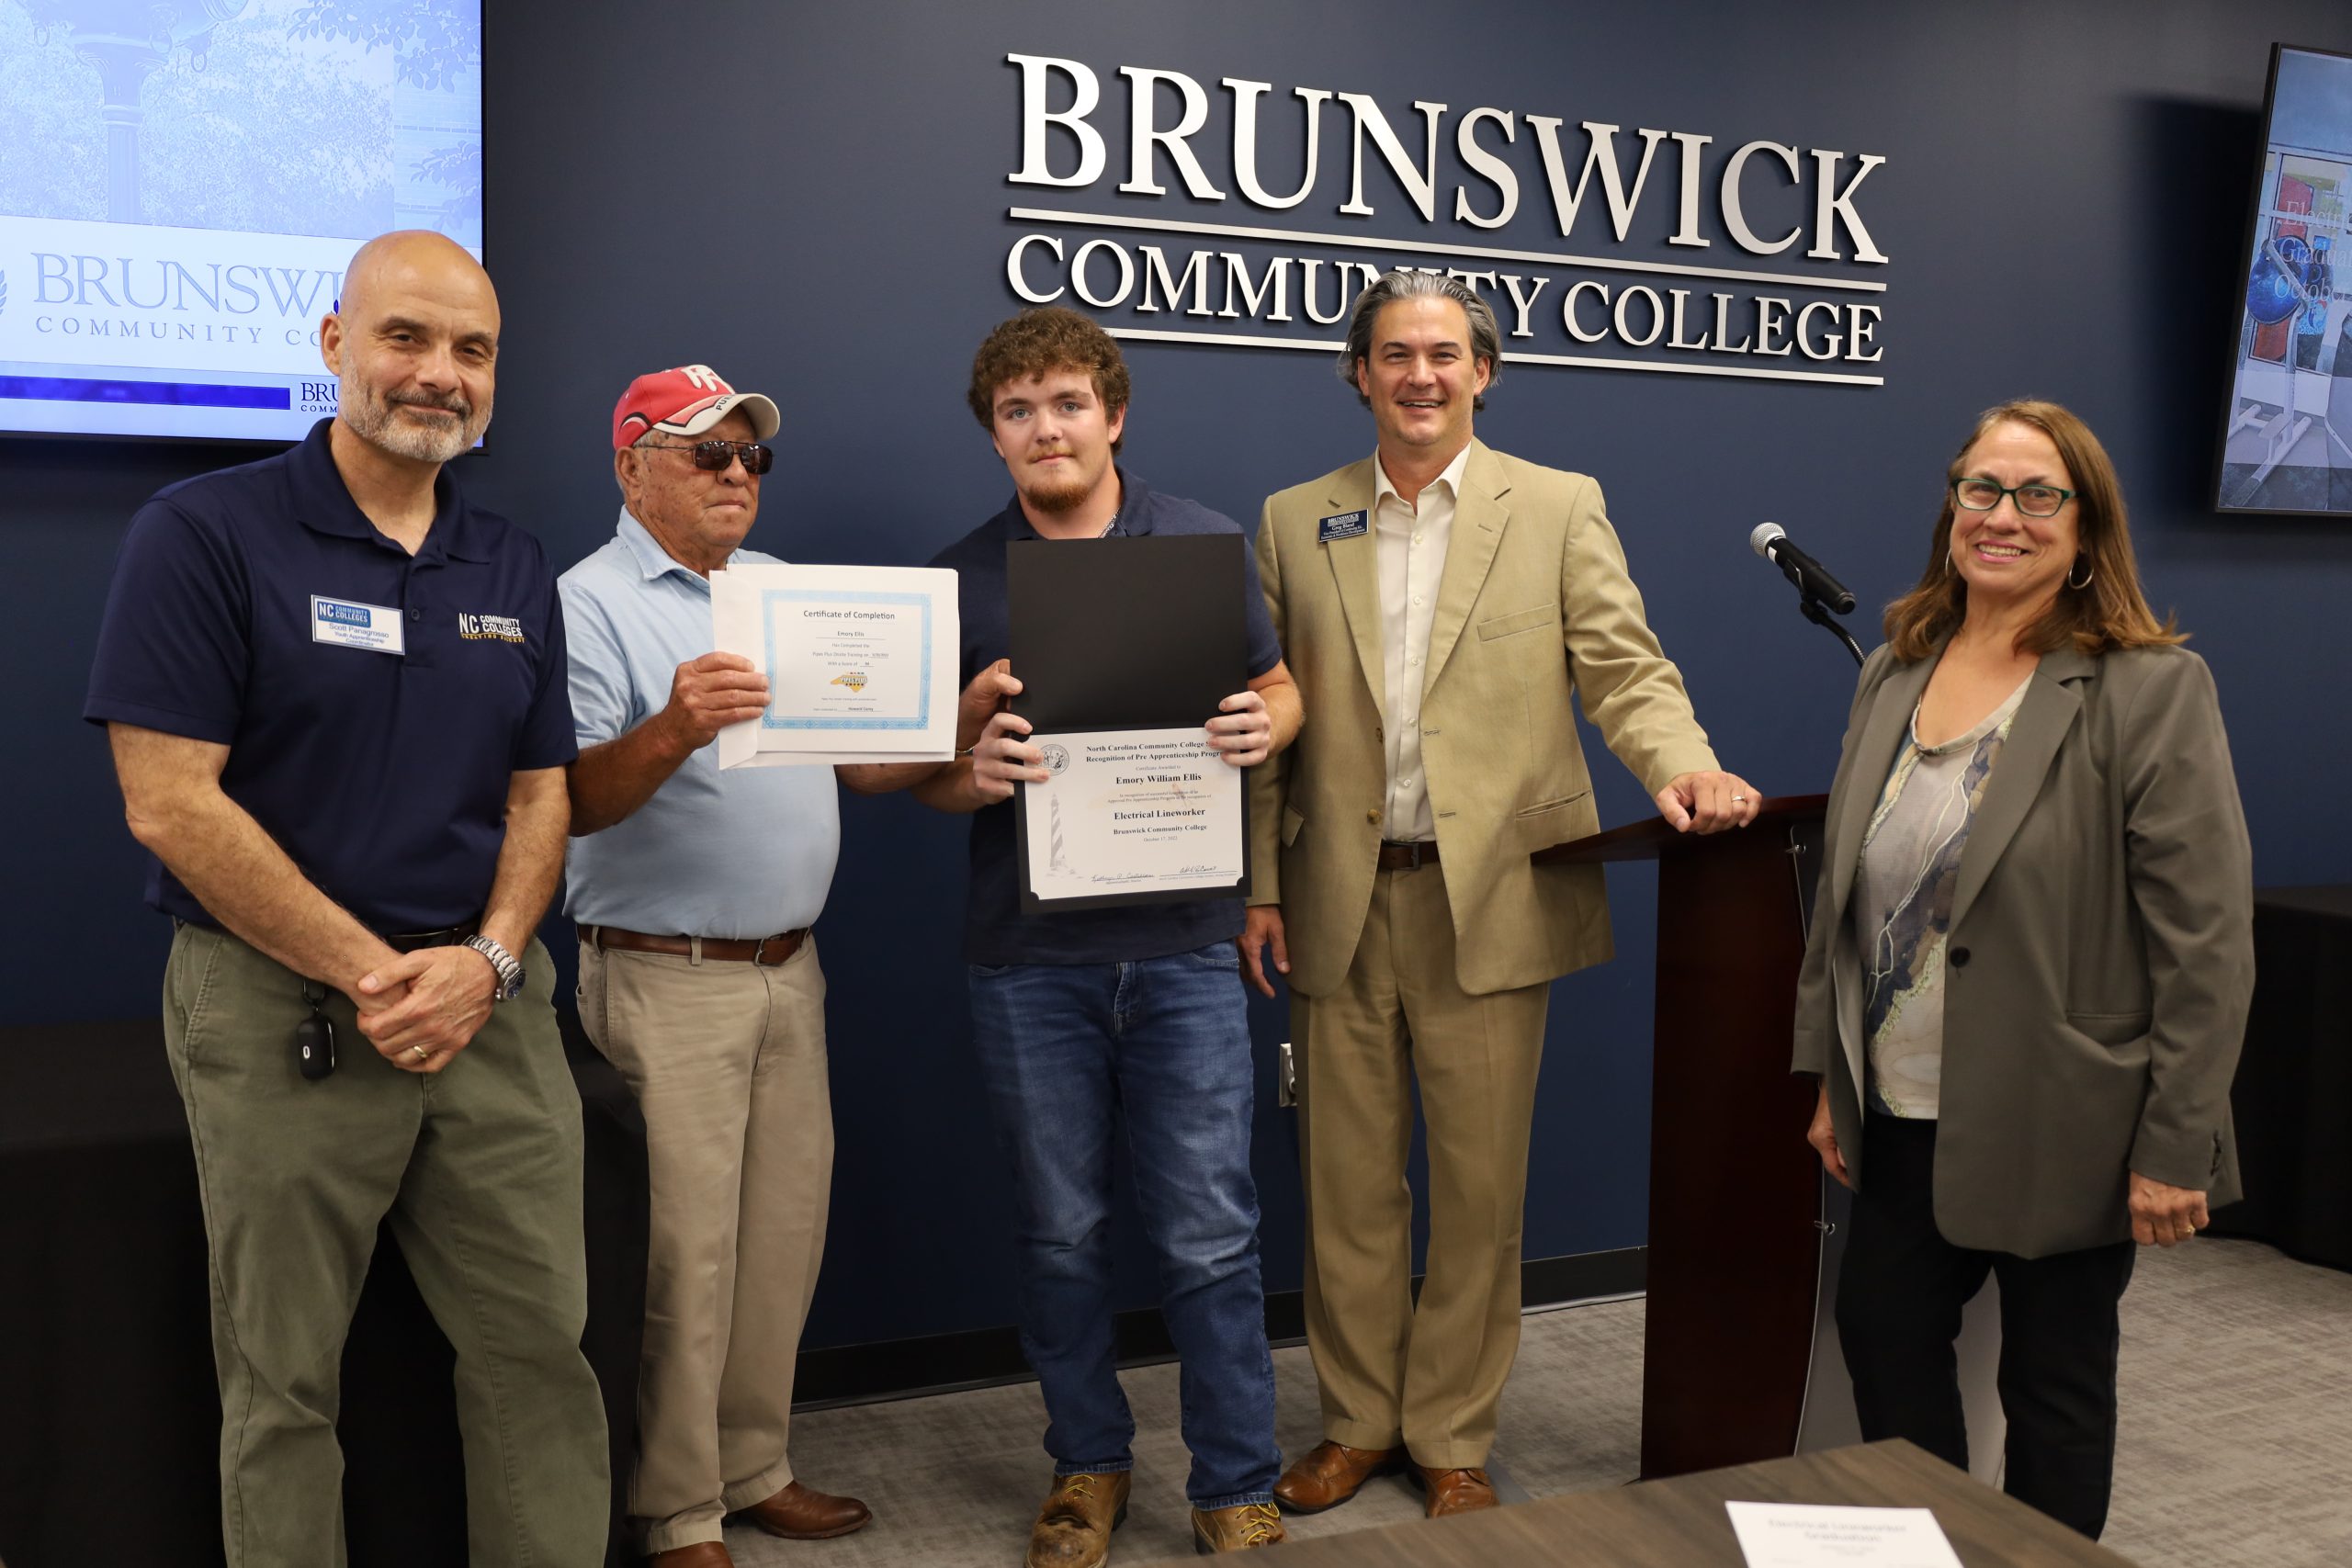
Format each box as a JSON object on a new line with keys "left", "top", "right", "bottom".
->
{"left": 1317, "top": 510, "right": 1369, "bottom": 544}
{"left": 310, "top": 594, "right": 406, "bottom": 655}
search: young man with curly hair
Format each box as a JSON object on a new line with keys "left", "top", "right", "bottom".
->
{"left": 880, "top": 308, "right": 1300, "bottom": 1563}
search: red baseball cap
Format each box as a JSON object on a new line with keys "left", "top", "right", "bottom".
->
{"left": 611, "top": 364, "right": 781, "bottom": 451}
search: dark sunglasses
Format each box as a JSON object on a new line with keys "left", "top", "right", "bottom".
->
{"left": 642, "top": 437, "right": 773, "bottom": 474}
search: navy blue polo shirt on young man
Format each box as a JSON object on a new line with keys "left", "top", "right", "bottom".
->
{"left": 930, "top": 470, "right": 1283, "bottom": 967}
{"left": 85, "top": 417, "right": 575, "bottom": 935}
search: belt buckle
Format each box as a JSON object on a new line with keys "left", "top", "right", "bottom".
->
{"left": 752, "top": 933, "right": 781, "bottom": 966}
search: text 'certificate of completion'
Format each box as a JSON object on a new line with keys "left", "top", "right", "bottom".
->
{"left": 1017, "top": 728, "right": 1244, "bottom": 909}
{"left": 711, "top": 563, "right": 958, "bottom": 768}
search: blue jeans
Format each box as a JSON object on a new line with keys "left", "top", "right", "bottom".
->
{"left": 967, "top": 942, "right": 1280, "bottom": 1509}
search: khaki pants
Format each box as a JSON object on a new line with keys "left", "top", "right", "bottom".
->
{"left": 162, "top": 923, "right": 609, "bottom": 1568}
{"left": 1292, "top": 863, "right": 1549, "bottom": 1470}
{"left": 577, "top": 935, "right": 833, "bottom": 1554}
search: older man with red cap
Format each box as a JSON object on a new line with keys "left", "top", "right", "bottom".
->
{"left": 560, "top": 365, "right": 870, "bottom": 1563}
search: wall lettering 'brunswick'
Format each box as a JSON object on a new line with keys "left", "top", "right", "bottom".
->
{"left": 1000, "top": 53, "right": 1893, "bottom": 388}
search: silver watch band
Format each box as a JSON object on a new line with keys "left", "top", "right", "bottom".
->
{"left": 462, "top": 933, "right": 526, "bottom": 1001}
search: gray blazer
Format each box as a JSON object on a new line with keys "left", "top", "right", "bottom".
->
{"left": 1792, "top": 641, "right": 2255, "bottom": 1258}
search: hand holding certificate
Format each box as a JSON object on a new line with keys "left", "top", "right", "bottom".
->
{"left": 709, "top": 563, "right": 959, "bottom": 767}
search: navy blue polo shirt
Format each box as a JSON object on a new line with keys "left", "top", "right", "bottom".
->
{"left": 85, "top": 417, "right": 575, "bottom": 934}
{"left": 931, "top": 470, "right": 1283, "bottom": 967}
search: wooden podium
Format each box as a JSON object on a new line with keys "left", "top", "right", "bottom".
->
{"left": 1534, "top": 794, "right": 1829, "bottom": 1479}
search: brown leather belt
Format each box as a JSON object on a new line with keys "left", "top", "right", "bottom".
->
{"left": 1376, "top": 840, "right": 1441, "bottom": 871}
{"left": 589, "top": 925, "right": 808, "bottom": 965}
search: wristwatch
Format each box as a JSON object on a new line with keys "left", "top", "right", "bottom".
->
{"left": 462, "top": 934, "right": 526, "bottom": 1002}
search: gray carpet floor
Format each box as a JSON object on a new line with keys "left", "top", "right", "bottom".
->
{"left": 721, "top": 1238, "right": 2352, "bottom": 1566}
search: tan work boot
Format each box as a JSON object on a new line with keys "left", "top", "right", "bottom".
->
{"left": 1026, "top": 1471, "right": 1132, "bottom": 1568}
{"left": 1192, "top": 1501, "right": 1287, "bottom": 1551}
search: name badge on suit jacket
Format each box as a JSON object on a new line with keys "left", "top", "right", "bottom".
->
{"left": 1317, "top": 510, "right": 1368, "bottom": 544}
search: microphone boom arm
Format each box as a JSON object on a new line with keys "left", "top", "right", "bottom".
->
{"left": 1800, "top": 591, "right": 1866, "bottom": 668}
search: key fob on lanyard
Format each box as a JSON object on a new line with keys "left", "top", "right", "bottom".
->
{"left": 295, "top": 979, "right": 336, "bottom": 1080}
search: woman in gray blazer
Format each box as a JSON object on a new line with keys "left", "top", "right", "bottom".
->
{"left": 1792, "top": 400, "right": 2254, "bottom": 1540}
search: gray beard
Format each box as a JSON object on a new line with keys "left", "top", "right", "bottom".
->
{"left": 339, "top": 377, "right": 490, "bottom": 463}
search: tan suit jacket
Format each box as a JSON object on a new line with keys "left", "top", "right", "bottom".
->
{"left": 1250, "top": 440, "right": 1718, "bottom": 998}
{"left": 1792, "top": 641, "right": 2255, "bottom": 1258}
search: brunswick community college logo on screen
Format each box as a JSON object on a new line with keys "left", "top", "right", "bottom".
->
{"left": 0, "top": 1, "right": 482, "bottom": 442}
{"left": 999, "top": 54, "right": 1891, "bottom": 388}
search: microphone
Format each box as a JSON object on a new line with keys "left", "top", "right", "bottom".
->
{"left": 1750, "top": 523, "right": 1856, "bottom": 615}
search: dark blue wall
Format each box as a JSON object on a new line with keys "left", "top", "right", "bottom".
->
{"left": 14, "top": 0, "right": 2352, "bottom": 1351}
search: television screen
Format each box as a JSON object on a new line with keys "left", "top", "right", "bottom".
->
{"left": 2219, "top": 44, "right": 2352, "bottom": 513}
{"left": 0, "top": 0, "right": 481, "bottom": 443}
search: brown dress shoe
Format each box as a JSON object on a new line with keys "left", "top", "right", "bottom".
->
{"left": 731, "top": 1478, "right": 873, "bottom": 1540}
{"left": 1027, "top": 1471, "right": 1132, "bottom": 1568}
{"left": 1192, "top": 1501, "right": 1287, "bottom": 1551}
{"left": 1411, "top": 1464, "right": 1498, "bottom": 1517}
{"left": 1272, "top": 1440, "right": 1408, "bottom": 1513}
{"left": 648, "top": 1544, "right": 733, "bottom": 1567}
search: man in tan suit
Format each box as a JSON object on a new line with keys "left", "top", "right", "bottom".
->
{"left": 1246, "top": 270, "right": 1758, "bottom": 1518}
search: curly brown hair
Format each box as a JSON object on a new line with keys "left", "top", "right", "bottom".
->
{"left": 967, "top": 307, "right": 1132, "bottom": 454}
{"left": 1883, "top": 399, "right": 2183, "bottom": 660}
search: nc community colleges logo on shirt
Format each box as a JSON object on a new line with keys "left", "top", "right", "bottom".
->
{"left": 457, "top": 610, "right": 526, "bottom": 644}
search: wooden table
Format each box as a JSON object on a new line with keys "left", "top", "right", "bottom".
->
{"left": 1164, "top": 1441, "right": 2139, "bottom": 1567}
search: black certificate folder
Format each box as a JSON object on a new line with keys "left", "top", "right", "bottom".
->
{"left": 1007, "top": 533, "right": 1247, "bottom": 728}
{"left": 1007, "top": 533, "right": 1253, "bottom": 911}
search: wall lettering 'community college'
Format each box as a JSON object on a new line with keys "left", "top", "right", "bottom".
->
{"left": 999, "top": 54, "right": 1892, "bottom": 387}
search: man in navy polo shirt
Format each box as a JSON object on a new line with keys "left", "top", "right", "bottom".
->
{"left": 85, "top": 231, "right": 608, "bottom": 1568}
{"left": 891, "top": 308, "right": 1301, "bottom": 1562}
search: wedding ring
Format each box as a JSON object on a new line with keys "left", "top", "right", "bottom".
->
{"left": 411, "top": 1044, "right": 431, "bottom": 1064}
{"left": 1731, "top": 794, "right": 1748, "bottom": 803}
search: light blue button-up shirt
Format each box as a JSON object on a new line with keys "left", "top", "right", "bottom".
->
{"left": 559, "top": 508, "right": 840, "bottom": 938}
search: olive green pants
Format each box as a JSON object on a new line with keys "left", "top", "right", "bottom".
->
{"left": 163, "top": 923, "right": 609, "bottom": 1568}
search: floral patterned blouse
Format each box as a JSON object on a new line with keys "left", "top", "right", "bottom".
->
{"left": 1855, "top": 674, "right": 2032, "bottom": 1118}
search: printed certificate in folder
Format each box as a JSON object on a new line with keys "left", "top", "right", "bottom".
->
{"left": 1006, "top": 534, "right": 1251, "bottom": 911}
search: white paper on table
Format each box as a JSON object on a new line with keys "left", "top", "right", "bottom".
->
{"left": 1724, "top": 1502, "right": 1964, "bottom": 1567}
{"left": 1018, "top": 728, "right": 1243, "bottom": 904}
{"left": 710, "top": 563, "right": 959, "bottom": 769}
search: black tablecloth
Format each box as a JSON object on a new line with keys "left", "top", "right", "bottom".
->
{"left": 2209, "top": 886, "right": 2352, "bottom": 1269}
{"left": 0, "top": 1012, "right": 646, "bottom": 1568}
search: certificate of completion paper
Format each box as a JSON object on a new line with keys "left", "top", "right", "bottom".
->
{"left": 1016, "top": 728, "right": 1245, "bottom": 909}
{"left": 710, "top": 563, "right": 959, "bottom": 768}
{"left": 1724, "top": 1502, "right": 1964, "bottom": 1567}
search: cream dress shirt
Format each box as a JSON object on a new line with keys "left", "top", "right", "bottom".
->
{"left": 1372, "top": 442, "right": 1472, "bottom": 842}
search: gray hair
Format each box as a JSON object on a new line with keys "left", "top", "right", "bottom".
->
{"left": 1337, "top": 268, "right": 1502, "bottom": 409}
